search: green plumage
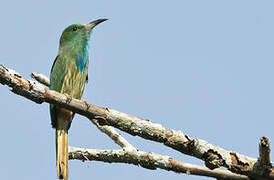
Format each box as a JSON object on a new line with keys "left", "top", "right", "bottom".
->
{"left": 50, "top": 23, "right": 90, "bottom": 128}
{"left": 49, "top": 19, "right": 107, "bottom": 180}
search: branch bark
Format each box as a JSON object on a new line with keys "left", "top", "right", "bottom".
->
{"left": 68, "top": 147, "right": 250, "bottom": 180}
{"left": 0, "top": 64, "right": 273, "bottom": 179}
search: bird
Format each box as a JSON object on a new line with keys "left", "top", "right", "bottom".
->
{"left": 49, "top": 18, "right": 107, "bottom": 180}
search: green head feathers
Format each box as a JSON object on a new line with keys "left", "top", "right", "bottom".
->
{"left": 57, "top": 18, "right": 107, "bottom": 73}
{"left": 59, "top": 19, "right": 108, "bottom": 48}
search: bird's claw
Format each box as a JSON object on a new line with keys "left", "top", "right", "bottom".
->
{"left": 83, "top": 100, "right": 90, "bottom": 110}
{"left": 64, "top": 93, "right": 72, "bottom": 104}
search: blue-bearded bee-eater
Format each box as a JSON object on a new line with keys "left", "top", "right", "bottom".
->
{"left": 50, "top": 18, "right": 107, "bottom": 179}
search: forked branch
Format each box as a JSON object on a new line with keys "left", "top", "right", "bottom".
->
{"left": 0, "top": 64, "right": 273, "bottom": 179}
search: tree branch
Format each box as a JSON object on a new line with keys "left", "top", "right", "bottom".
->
{"left": 68, "top": 146, "right": 251, "bottom": 180}
{"left": 0, "top": 64, "right": 273, "bottom": 179}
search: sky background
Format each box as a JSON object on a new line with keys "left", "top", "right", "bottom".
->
{"left": 0, "top": 1, "right": 273, "bottom": 180}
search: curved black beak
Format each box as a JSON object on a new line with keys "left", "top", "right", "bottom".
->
{"left": 89, "top": 18, "right": 108, "bottom": 27}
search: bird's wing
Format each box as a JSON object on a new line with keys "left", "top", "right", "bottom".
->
{"left": 50, "top": 55, "right": 67, "bottom": 128}
{"left": 50, "top": 55, "right": 58, "bottom": 74}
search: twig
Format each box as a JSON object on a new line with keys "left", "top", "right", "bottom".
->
{"left": 259, "top": 137, "right": 272, "bottom": 168}
{"left": 68, "top": 146, "right": 251, "bottom": 180}
{"left": 0, "top": 64, "right": 273, "bottom": 179}
{"left": 92, "top": 118, "right": 136, "bottom": 151}
{"left": 31, "top": 72, "right": 50, "bottom": 86}
{"left": 254, "top": 137, "right": 273, "bottom": 177}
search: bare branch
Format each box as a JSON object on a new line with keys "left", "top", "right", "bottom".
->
{"left": 68, "top": 147, "right": 250, "bottom": 180}
{"left": 0, "top": 64, "right": 273, "bottom": 179}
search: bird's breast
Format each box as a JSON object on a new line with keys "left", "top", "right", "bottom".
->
{"left": 61, "top": 57, "right": 88, "bottom": 99}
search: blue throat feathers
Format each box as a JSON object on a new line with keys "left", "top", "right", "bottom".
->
{"left": 76, "top": 40, "right": 90, "bottom": 73}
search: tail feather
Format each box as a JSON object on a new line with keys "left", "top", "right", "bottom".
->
{"left": 56, "top": 109, "right": 72, "bottom": 180}
{"left": 56, "top": 129, "right": 68, "bottom": 180}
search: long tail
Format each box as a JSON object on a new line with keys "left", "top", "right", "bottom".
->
{"left": 56, "top": 128, "right": 68, "bottom": 179}
{"left": 56, "top": 109, "right": 72, "bottom": 180}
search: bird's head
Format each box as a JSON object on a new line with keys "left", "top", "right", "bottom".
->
{"left": 59, "top": 18, "right": 107, "bottom": 48}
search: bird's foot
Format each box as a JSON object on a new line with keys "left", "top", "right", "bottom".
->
{"left": 83, "top": 100, "right": 90, "bottom": 110}
{"left": 64, "top": 93, "right": 72, "bottom": 104}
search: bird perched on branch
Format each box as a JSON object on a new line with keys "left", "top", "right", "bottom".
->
{"left": 50, "top": 19, "right": 107, "bottom": 179}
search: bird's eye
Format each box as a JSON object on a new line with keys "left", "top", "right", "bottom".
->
{"left": 72, "top": 27, "right": 78, "bottom": 32}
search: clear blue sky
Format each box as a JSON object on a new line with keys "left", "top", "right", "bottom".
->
{"left": 0, "top": 1, "right": 273, "bottom": 180}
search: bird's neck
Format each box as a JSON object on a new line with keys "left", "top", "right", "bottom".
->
{"left": 60, "top": 36, "right": 89, "bottom": 54}
{"left": 59, "top": 37, "right": 90, "bottom": 72}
